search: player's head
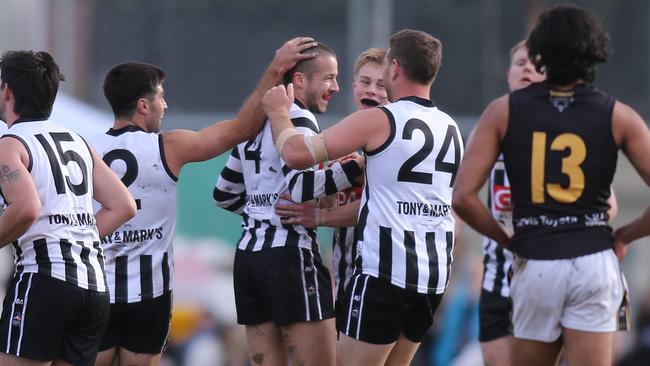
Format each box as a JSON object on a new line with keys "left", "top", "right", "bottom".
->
{"left": 527, "top": 4, "right": 610, "bottom": 86}
{"left": 0, "top": 50, "right": 64, "bottom": 122}
{"left": 104, "top": 62, "right": 167, "bottom": 132}
{"left": 283, "top": 43, "right": 339, "bottom": 114}
{"left": 384, "top": 29, "right": 442, "bottom": 100}
{"left": 507, "top": 41, "right": 545, "bottom": 92}
{"left": 353, "top": 48, "right": 388, "bottom": 110}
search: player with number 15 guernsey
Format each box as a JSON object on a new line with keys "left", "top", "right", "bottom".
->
{"left": 0, "top": 51, "right": 135, "bottom": 366}
{"left": 263, "top": 29, "right": 463, "bottom": 365}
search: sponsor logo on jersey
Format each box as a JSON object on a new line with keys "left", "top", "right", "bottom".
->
{"left": 396, "top": 200, "right": 451, "bottom": 218}
{"left": 48, "top": 213, "right": 96, "bottom": 226}
{"left": 492, "top": 184, "right": 512, "bottom": 212}
{"left": 102, "top": 227, "right": 164, "bottom": 244}
{"left": 246, "top": 193, "right": 279, "bottom": 207}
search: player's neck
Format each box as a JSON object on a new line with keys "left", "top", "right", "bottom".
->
{"left": 114, "top": 118, "right": 147, "bottom": 131}
{"left": 391, "top": 82, "right": 432, "bottom": 102}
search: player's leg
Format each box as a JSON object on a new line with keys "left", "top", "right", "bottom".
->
{"left": 95, "top": 302, "right": 123, "bottom": 366}
{"left": 479, "top": 288, "right": 512, "bottom": 366}
{"left": 280, "top": 318, "right": 336, "bottom": 366}
{"left": 560, "top": 250, "right": 624, "bottom": 366}
{"left": 383, "top": 334, "right": 420, "bottom": 366}
{"left": 337, "top": 333, "right": 394, "bottom": 365}
{"left": 245, "top": 322, "right": 288, "bottom": 366}
{"left": 0, "top": 353, "right": 50, "bottom": 366}
{"left": 509, "top": 258, "right": 566, "bottom": 366}
{"left": 561, "top": 329, "right": 612, "bottom": 366}
{"left": 510, "top": 338, "right": 561, "bottom": 366}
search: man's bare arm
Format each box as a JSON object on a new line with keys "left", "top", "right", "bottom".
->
{"left": 0, "top": 138, "right": 41, "bottom": 248}
{"left": 275, "top": 198, "right": 361, "bottom": 228}
{"left": 91, "top": 147, "right": 137, "bottom": 237}
{"left": 163, "top": 37, "right": 318, "bottom": 176}
{"left": 452, "top": 96, "right": 511, "bottom": 249}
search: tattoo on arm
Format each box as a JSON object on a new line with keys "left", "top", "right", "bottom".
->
{"left": 0, "top": 165, "right": 20, "bottom": 186}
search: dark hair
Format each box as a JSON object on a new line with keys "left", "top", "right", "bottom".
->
{"left": 527, "top": 4, "right": 610, "bottom": 85}
{"left": 387, "top": 29, "right": 442, "bottom": 85}
{"left": 0, "top": 50, "right": 64, "bottom": 119}
{"left": 283, "top": 43, "right": 337, "bottom": 85}
{"left": 103, "top": 62, "right": 165, "bottom": 118}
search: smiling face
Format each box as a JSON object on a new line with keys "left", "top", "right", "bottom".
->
{"left": 299, "top": 54, "right": 339, "bottom": 114}
{"left": 507, "top": 45, "right": 545, "bottom": 92}
{"left": 353, "top": 62, "right": 387, "bottom": 111}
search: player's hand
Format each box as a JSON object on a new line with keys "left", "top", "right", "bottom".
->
{"left": 272, "top": 37, "right": 318, "bottom": 73}
{"left": 614, "top": 240, "right": 629, "bottom": 262}
{"left": 275, "top": 194, "right": 319, "bottom": 228}
{"left": 263, "top": 84, "right": 294, "bottom": 119}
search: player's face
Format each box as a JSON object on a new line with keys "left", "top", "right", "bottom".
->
{"left": 507, "top": 46, "right": 545, "bottom": 92}
{"left": 145, "top": 84, "right": 167, "bottom": 132}
{"left": 353, "top": 62, "right": 388, "bottom": 111}
{"left": 302, "top": 54, "right": 339, "bottom": 114}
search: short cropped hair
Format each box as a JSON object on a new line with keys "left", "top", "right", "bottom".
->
{"left": 527, "top": 4, "right": 610, "bottom": 85}
{"left": 353, "top": 48, "right": 387, "bottom": 78}
{"left": 387, "top": 29, "right": 442, "bottom": 85}
{"left": 283, "top": 43, "right": 337, "bottom": 85}
{"left": 103, "top": 62, "right": 165, "bottom": 118}
{"left": 0, "top": 50, "right": 64, "bottom": 119}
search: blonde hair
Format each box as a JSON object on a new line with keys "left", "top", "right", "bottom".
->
{"left": 510, "top": 40, "right": 527, "bottom": 61}
{"left": 353, "top": 48, "right": 387, "bottom": 77}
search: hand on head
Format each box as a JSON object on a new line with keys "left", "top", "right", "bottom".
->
{"left": 273, "top": 37, "right": 318, "bottom": 72}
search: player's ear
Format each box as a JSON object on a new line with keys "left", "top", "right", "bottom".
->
{"left": 293, "top": 72, "right": 306, "bottom": 88}
{"left": 136, "top": 98, "right": 149, "bottom": 114}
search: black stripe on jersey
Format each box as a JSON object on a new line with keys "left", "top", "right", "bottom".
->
{"left": 404, "top": 230, "right": 418, "bottom": 288}
{"left": 341, "top": 161, "right": 363, "bottom": 182}
{"left": 79, "top": 242, "right": 97, "bottom": 291}
{"left": 301, "top": 171, "right": 315, "bottom": 201}
{"left": 33, "top": 238, "right": 51, "bottom": 276}
{"left": 398, "top": 96, "right": 434, "bottom": 107}
{"left": 115, "top": 256, "right": 129, "bottom": 300}
{"left": 213, "top": 188, "right": 241, "bottom": 202}
{"left": 107, "top": 125, "right": 145, "bottom": 136}
{"left": 291, "top": 117, "right": 320, "bottom": 134}
{"left": 262, "top": 224, "right": 277, "bottom": 249}
{"left": 336, "top": 227, "right": 349, "bottom": 300}
{"left": 162, "top": 252, "right": 170, "bottom": 292}
{"left": 221, "top": 167, "right": 244, "bottom": 184}
{"left": 13, "top": 242, "right": 24, "bottom": 274}
{"left": 283, "top": 223, "right": 300, "bottom": 247}
{"left": 245, "top": 219, "right": 262, "bottom": 251}
{"left": 324, "top": 169, "right": 338, "bottom": 195}
{"left": 2, "top": 135, "right": 33, "bottom": 172}
{"left": 140, "top": 255, "right": 154, "bottom": 300}
{"left": 306, "top": 228, "right": 319, "bottom": 253}
{"left": 494, "top": 168, "right": 505, "bottom": 187}
{"left": 301, "top": 249, "right": 319, "bottom": 320}
{"left": 92, "top": 241, "right": 105, "bottom": 271}
{"left": 444, "top": 231, "right": 454, "bottom": 287}
{"left": 426, "top": 232, "right": 439, "bottom": 290}
{"left": 282, "top": 164, "right": 292, "bottom": 176}
{"left": 60, "top": 239, "right": 78, "bottom": 286}
{"left": 366, "top": 108, "right": 396, "bottom": 156}
{"left": 493, "top": 245, "right": 507, "bottom": 295}
{"left": 230, "top": 147, "right": 240, "bottom": 159}
{"left": 158, "top": 134, "right": 179, "bottom": 182}
{"left": 378, "top": 226, "right": 393, "bottom": 280}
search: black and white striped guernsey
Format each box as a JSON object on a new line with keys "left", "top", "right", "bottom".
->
{"left": 481, "top": 154, "right": 514, "bottom": 297}
{"left": 332, "top": 185, "right": 363, "bottom": 300}
{"left": 355, "top": 97, "right": 464, "bottom": 294}
{"left": 91, "top": 125, "right": 176, "bottom": 303}
{"left": 0, "top": 120, "right": 106, "bottom": 292}
{"left": 214, "top": 102, "right": 362, "bottom": 251}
